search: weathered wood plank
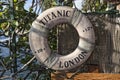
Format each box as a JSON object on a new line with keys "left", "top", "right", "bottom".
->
{"left": 86, "top": 14, "right": 120, "bottom": 73}
{"left": 51, "top": 73, "right": 120, "bottom": 80}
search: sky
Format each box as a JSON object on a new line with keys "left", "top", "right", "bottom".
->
{"left": 74, "top": 0, "right": 83, "bottom": 10}
{"left": 24, "top": 0, "right": 33, "bottom": 10}
{"left": 24, "top": 0, "right": 83, "bottom": 11}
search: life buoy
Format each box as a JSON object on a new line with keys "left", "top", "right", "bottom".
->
{"left": 29, "top": 6, "right": 95, "bottom": 71}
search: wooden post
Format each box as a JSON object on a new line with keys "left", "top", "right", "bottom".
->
{"left": 111, "top": 4, "right": 120, "bottom": 73}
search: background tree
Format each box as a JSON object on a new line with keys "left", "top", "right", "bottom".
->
{"left": 82, "top": 0, "right": 107, "bottom": 12}
{"left": 0, "top": 0, "right": 43, "bottom": 79}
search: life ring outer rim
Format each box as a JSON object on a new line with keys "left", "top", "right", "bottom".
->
{"left": 29, "top": 6, "right": 95, "bottom": 71}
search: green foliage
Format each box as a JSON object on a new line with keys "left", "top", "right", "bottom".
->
{"left": 43, "top": 0, "right": 58, "bottom": 10}
{"left": 82, "top": 0, "right": 107, "bottom": 12}
{"left": 0, "top": 0, "right": 38, "bottom": 79}
{"left": 48, "top": 27, "right": 57, "bottom": 50}
{"left": 14, "top": 0, "right": 18, "bottom": 3}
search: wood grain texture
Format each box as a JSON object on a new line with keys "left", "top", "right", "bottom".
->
{"left": 83, "top": 14, "right": 120, "bottom": 73}
{"left": 51, "top": 73, "right": 120, "bottom": 80}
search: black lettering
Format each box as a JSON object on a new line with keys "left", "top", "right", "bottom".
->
{"left": 39, "top": 17, "right": 48, "bottom": 25}
{"left": 68, "top": 59, "right": 75, "bottom": 67}
{"left": 43, "top": 17, "right": 48, "bottom": 22}
{"left": 64, "top": 61, "right": 69, "bottom": 68}
{"left": 38, "top": 10, "right": 71, "bottom": 26}
{"left": 81, "top": 51, "right": 87, "bottom": 55}
{"left": 34, "top": 48, "right": 45, "bottom": 54}
{"left": 37, "top": 49, "right": 43, "bottom": 53}
{"left": 57, "top": 10, "right": 62, "bottom": 17}
{"left": 85, "top": 29, "right": 87, "bottom": 32}
{"left": 78, "top": 54, "right": 85, "bottom": 59}
{"left": 58, "top": 52, "right": 88, "bottom": 69}
{"left": 63, "top": 10, "right": 66, "bottom": 17}
{"left": 51, "top": 12, "right": 57, "bottom": 19}
{"left": 83, "top": 27, "right": 93, "bottom": 32}
{"left": 66, "top": 11, "right": 71, "bottom": 17}
{"left": 59, "top": 61, "right": 63, "bottom": 68}
{"left": 46, "top": 14, "right": 51, "bottom": 20}
{"left": 78, "top": 51, "right": 87, "bottom": 59}
{"left": 34, "top": 51, "right": 37, "bottom": 53}
{"left": 74, "top": 57, "right": 80, "bottom": 63}
{"left": 56, "top": 10, "right": 71, "bottom": 17}
{"left": 39, "top": 20, "right": 45, "bottom": 25}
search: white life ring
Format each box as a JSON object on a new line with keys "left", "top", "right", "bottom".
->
{"left": 29, "top": 6, "right": 95, "bottom": 71}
